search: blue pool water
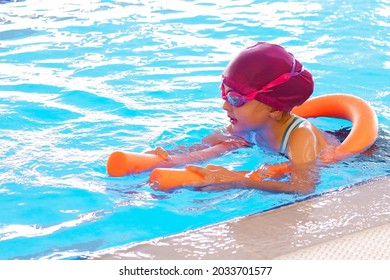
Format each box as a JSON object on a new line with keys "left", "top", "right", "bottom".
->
{"left": 0, "top": 0, "right": 389, "bottom": 259}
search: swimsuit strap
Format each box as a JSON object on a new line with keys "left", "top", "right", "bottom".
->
{"left": 279, "top": 116, "right": 305, "bottom": 156}
{"left": 249, "top": 131, "right": 257, "bottom": 144}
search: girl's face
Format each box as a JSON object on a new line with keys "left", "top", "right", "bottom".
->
{"left": 222, "top": 84, "right": 272, "bottom": 134}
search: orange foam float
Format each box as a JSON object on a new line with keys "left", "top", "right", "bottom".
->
{"left": 107, "top": 94, "right": 378, "bottom": 191}
{"left": 148, "top": 163, "right": 290, "bottom": 191}
{"left": 106, "top": 151, "right": 165, "bottom": 177}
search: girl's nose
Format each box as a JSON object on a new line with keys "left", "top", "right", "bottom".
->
{"left": 222, "top": 100, "right": 231, "bottom": 111}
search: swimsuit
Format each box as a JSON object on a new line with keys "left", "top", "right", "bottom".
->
{"left": 279, "top": 116, "right": 305, "bottom": 156}
{"left": 249, "top": 116, "right": 305, "bottom": 158}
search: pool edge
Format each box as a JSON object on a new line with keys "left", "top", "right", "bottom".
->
{"left": 91, "top": 175, "right": 390, "bottom": 260}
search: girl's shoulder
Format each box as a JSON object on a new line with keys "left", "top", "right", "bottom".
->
{"left": 287, "top": 120, "right": 334, "bottom": 164}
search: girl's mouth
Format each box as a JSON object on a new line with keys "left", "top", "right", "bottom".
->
{"left": 228, "top": 115, "right": 237, "bottom": 124}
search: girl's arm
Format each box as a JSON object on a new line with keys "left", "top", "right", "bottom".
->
{"left": 156, "top": 140, "right": 247, "bottom": 167}
{"left": 146, "top": 129, "right": 251, "bottom": 167}
{"left": 183, "top": 126, "right": 324, "bottom": 195}
{"left": 167, "top": 121, "right": 327, "bottom": 194}
{"left": 184, "top": 162, "right": 320, "bottom": 194}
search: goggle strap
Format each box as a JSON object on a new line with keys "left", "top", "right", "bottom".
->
{"left": 260, "top": 73, "right": 291, "bottom": 92}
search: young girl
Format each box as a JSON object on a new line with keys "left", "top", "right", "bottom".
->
{"left": 148, "top": 42, "right": 337, "bottom": 194}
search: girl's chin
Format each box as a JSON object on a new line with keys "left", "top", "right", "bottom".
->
{"left": 230, "top": 123, "right": 245, "bottom": 134}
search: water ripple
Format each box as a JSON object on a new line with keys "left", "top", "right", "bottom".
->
{"left": 0, "top": 210, "right": 103, "bottom": 241}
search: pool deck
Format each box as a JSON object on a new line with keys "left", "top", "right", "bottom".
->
{"left": 93, "top": 176, "right": 390, "bottom": 260}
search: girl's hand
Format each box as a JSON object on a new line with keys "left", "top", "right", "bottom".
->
{"left": 185, "top": 164, "right": 243, "bottom": 190}
{"left": 144, "top": 146, "right": 172, "bottom": 161}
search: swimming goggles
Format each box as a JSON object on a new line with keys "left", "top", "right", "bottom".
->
{"left": 221, "top": 54, "right": 304, "bottom": 107}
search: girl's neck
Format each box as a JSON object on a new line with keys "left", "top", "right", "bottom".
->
{"left": 253, "top": 112, "right": 295, "bottom": 151}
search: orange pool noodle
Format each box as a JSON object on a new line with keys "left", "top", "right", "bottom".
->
{"left": 106, "top": 94, "right": 377, "bottom": 190}
{"left": 149, "top": 169, "right": 258, "bottom": 191}
{"left": 149, "top": 168, "right": 205, "bottom": 190}
{"left": 107, "top": 151, "right": 164, "bottom": 177}
{"left": 292, "top": 94, "right": 378, "bottom": 163}
{"left": 149, "top": 165, "right": 288, "bottom": 190}
{"left": 147, "top": 94, "right": 378, "bottom": 190}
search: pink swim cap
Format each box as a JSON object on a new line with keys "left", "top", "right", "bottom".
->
{"left": 222, "top": 42, "right": 314, "bottom": 111}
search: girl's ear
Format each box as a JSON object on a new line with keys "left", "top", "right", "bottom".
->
{"left": 269, "top": 109, "right": 284, "bottom": 121}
